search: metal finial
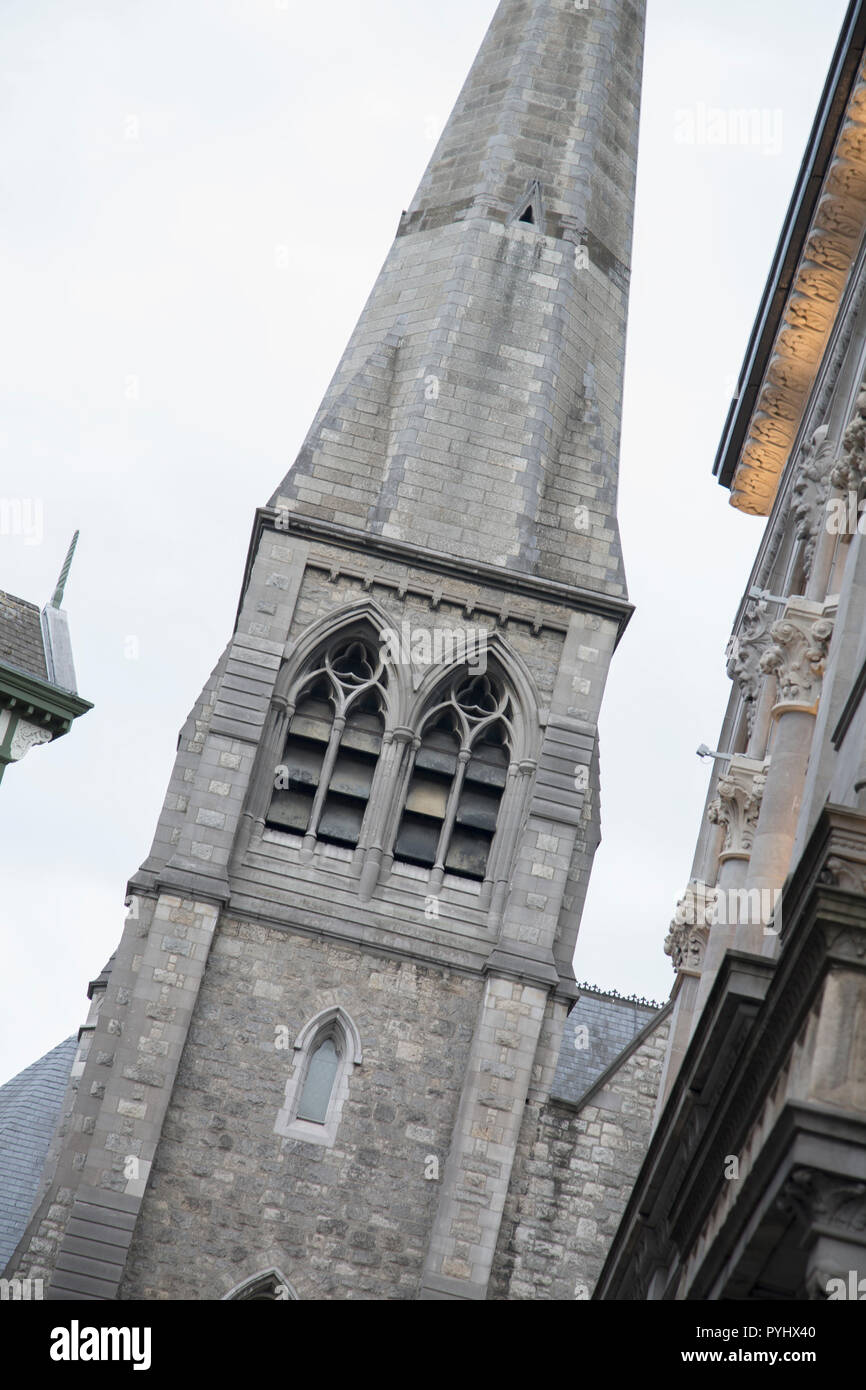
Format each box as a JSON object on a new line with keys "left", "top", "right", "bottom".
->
{"left": 50, "top": 531, "right": 79, "bottom": 609}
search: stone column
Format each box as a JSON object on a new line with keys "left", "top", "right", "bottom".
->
{"left": 738, "top": 598, "right": 834, "bottom": 955}
{"left": 657, "top": 881, "right": 715, "bottom": 1101}
{"left": 694, "top": 756, "right": 767, "bottom": 1015}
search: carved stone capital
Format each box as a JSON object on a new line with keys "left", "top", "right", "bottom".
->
{"left": 758, "top": 599, "right": 834, "bottom": 707}
{"left": 664, "top": 880, "right": 716, "bottom": 972}
{"left": 707, "top": 755, "right": 769, "bottom": 857}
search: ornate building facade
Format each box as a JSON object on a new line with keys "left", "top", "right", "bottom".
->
{"left": 599, "top": 0, "right": 866, "bottom": 1301}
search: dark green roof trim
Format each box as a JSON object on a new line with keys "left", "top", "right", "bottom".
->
{"left": 0, "top": 659, "right": 92, "bottom": 735}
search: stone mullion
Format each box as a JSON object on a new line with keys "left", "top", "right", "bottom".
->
{"left": 355, "top": 729, "right": 405, "bottom": 897}
{"left": 429, "top": 749, "right": 471, "bottom": 896}
{"left": 301, "top": 714, "right": 346, "bottom": 858}
{"left": 378, "top": 733, "right": 420, "bottom": 883}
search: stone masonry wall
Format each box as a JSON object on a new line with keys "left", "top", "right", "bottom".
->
{"left": 119, "top": 918, "right": 483, "bottom": 1300}
{"left": 490, "top": 1011, "right": 670, "bottom": 1299}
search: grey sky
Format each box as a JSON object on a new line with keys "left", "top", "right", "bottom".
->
{"left": 0, "top": 0, "right": 849, "bottom": 1084}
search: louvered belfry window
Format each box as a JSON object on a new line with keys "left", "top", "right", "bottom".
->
{"left": 395, "top": 672, "right": 510, "bottom": 883}
{"left": 266, "top": 637, "right": 387, "bottom": 848}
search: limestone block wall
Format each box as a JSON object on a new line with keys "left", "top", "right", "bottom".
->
{"left": 118, "top": 923, "right": 483, "bottom": 1300}
{"left": 490, "top": 1010, "right": 671, "bottom": 1299}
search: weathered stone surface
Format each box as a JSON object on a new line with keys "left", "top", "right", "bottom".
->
{"left": 119, "top": 928, "right": 482, "bottom": 1300}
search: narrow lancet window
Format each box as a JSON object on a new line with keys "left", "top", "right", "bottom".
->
{"left": 296, "top": 1036, "right": 340, "bottom": 1123}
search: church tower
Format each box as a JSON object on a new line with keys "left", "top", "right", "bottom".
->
{"left": 9, "top": 0, "right": 646, "bottom": 1301}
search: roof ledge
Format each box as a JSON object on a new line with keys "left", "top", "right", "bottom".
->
{"left": 715, "top": 1, "right": 866, "bottom": 514}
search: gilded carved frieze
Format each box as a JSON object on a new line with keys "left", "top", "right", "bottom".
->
{"left": 730, "top": 72, "right": 866, "bottom": 516}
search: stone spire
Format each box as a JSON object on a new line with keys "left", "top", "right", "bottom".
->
{"left": 271, "top": 0, "right": 643, "bottom": 593}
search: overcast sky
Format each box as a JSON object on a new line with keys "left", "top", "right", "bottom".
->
{"left": 0, "top": 0, "right": 850, "bottom": 1084}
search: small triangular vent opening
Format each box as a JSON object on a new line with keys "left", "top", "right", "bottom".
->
{"left": 517, "top": 205, "right": 535, "bottom": 225}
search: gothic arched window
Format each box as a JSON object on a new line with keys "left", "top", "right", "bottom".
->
{"left": 296, "top": 1036, "right": 340, "bottom": 1123}
{"left": 394, "top": 671, "right": 511, "bottom": 891}
{"left": 274, "top": 1007, "right": 362, "bottom": 1149}
{"left": 222, "top": 1268, "right": 299, "bottom": 1301}
{"left": 266, "top": 636, "right": 387, "bottom": 851}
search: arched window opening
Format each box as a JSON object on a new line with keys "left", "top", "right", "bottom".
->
{"left": 266, "top": 636, "right": 386, "bottom": 849}
{"left": 274, "top": 1006, "right": 362, "bottom": 1148}
{"left": 222, "top": 1268, "right": 298, "bottom": 1301}
{"left": 395, "top": 672, "right": 511, "bottom": 884}
{"left": 296, "top": 1035, "right": 340, "bottom": 1123}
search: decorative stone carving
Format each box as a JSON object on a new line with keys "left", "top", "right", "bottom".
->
{"left": 830, "top": 383, "right": 866, "bottom": 492}
{"left": 776, "top": 1149, "right": 866, "bottom": 1302}
{"left": 758, "top": 602, "right": 834, "bottom": 706}
{"left": 9, "top": 718, "right": 53, "bottom": 761}
{"left": 789, "top": 424, "right": 836, "bottom": 576}
{"left": 818, "top": 853, "right": 866, "bottom": 893}
{"left": 727, "top": 601, "right": 771, "bottom": 732}
{"left": 707, "top": 756, "right": 768, "bottom": 857}
{"left": 664, "top": 880, "right": 716, "bottom": 972}
{"left": 777, "top": 1167, "right": 866, "bottom": 1235}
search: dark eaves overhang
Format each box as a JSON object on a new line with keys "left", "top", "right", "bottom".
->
{"left": 714, "top": 0, "right": 866, "bottom": 514}
{"left": 0, "top": 659, "right": 92, "bottom": 737}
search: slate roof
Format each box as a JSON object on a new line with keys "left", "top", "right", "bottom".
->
{"left": 0, "top": 1035, "right": 76, "bottom": 1273}
{"left": 551, "top": 987, "right": 664, "bottom": 1106}
{"left": 0, "top": 590, "right": 48, "bottom": 681}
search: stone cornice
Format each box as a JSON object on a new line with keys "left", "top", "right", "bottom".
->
{"left": 714, "top": 5, "right": 866, "bottom": 515}
{"left": 236, "top": 508, "right": 634, "bottom": 642}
